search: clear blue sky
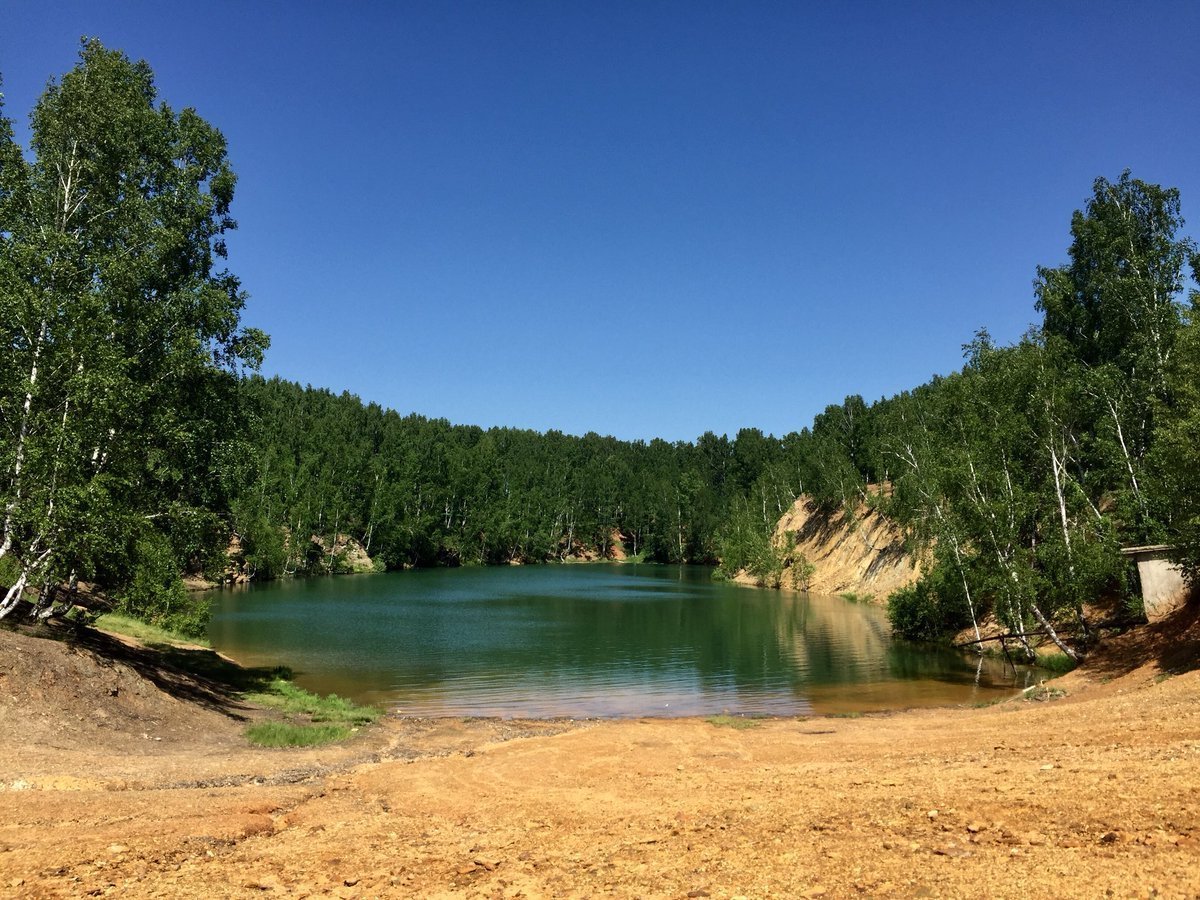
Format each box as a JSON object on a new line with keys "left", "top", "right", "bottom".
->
{"left": 3, "top": 2, "right": 1198, "bottom": 441}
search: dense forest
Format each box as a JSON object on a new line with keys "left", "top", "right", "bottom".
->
{"left": 3, "top": 44, "right": 1200, "bottom": 657}
{"left": 227, "top": 375, "right": 878, "bottom": 579}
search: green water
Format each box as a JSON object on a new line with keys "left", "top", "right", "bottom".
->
{"left": 208, "top": 564, "right": 1034, "bottom": 717}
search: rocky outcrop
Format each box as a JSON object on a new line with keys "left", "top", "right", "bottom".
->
{"left": 739, "top": 494, "right": 922, "bottom": 599}
{"left": 308, "top": 533, "right": 377, "bottom": 574}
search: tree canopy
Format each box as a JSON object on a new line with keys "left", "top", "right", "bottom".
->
{"left": 0, "top": 40, "right": 266, "bottom": 630}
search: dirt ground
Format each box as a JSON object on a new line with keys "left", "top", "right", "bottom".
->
{"left": 1, "top": 608, "right": 1199, "bottom": 899}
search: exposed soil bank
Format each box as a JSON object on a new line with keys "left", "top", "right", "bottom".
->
{"left": 735, "top": 494, "right": 922, "bottom": 597}
{"left": 2, "top": 606, "right": 1199, "bottom": 898}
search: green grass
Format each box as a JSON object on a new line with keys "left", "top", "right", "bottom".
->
{"left": 244, "top": 721, "right": 353, "bottom": 747}
{"left": 826, "top": 711, "right": 864, "bottom": 718}
{"left": 94, "top": 611, "right": 376, "bottom": 749}
{"left": 1035, "top": 650, "right": 1078, "bottom": 674}
{"left": 245, "top": 678, "right": 379, "bottom": 726}
{"left": 243, "top": 677, "right": 379, "bottom": 747}
{"left": 839, "top": 591, "right": 875, "bottom": 604}
{"left": 706, "top": 714, "right": 762, "bottom": 730}
{"left": 94, "top": 612, "right": 211, "bottom": 648}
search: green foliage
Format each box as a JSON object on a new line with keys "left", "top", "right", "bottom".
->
{"left": 94, "top": 611, "right": 211, "bottom": 648}
{"left": 1, "top": 41, "right": 1192, "bottom": 671}
{"left": 715, "top": 495, "right": 785, "bottom": 586}
{"left": 112, "top": 531, "right": 210, "bottom": 639}
{"left": 244, "top": 676, "right": 378, "bottom": 748}
{"left": 839, "top": 591, "right": 875, "bottom": 604}
{"left": 1151, "top": 305, "right": 1200, "bottom": 580}
{"left": 887, "top": 577, "right": 974, "bottom": 643}
{"left": 1036, "top": 651, "right": 1078, "bottom": 674}
{"left": 245, "top": 678, "right": 379, "bottom": 725}
{"left": 0, "top": 41, "right": 265, "bottom": 624}
{"left": 236, "top": 377, "right": 795, "bottom": 574}
{"left": 244, "top": 721, "right": 352, "bottom": 748}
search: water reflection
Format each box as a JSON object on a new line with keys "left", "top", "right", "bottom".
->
{"left": 208, "top": 565, "right": 1033, "bottom": 717}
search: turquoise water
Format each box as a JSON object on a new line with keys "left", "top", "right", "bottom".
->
{"left": 208, "top": 564, "right": 1033, "bottom": 717}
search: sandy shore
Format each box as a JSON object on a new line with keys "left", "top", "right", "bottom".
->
{"left": 1, "top": 611, "right": 1198, "bottom": 899}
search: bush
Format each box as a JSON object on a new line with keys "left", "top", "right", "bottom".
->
{"left": 114, "top": 531, "right": 210, "bottom": 639}
{"left": 887, "top": 575, "right": 973, "bottom": 642}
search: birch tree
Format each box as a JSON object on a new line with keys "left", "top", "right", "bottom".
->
{"left": 0, "top": 41, "right": 266, "bottom": 624}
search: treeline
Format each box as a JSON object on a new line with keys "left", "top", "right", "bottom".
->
{"left": 716, "top": 172, "right": 1200, "bottom": 659}
{"left": 221, "top": 168, "right": 1200, "bottom": 661}
{"left": 872, "top": 174, "right": 1200, "bottom": 658}
{"left": 229, "top": 376, "right": 867, "bottom": 577}
{"left": 5, "top": 44, "right": 1200, "bottom": 657}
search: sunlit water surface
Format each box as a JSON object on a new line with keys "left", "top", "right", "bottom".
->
{"left": 208, "top": 564, "right": 1036, "bottom": 717}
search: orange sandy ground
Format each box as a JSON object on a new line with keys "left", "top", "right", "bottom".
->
{"left": 1, "top": 612, "right": 1198, "bottom": 900}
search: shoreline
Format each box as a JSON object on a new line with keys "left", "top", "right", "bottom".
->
{"left": 2, "top": 606, "right": 1197, "bottom": 897}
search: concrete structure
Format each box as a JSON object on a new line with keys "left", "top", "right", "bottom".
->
{"left": 1120, "top": 545, "right": 1193, "bottom": 623}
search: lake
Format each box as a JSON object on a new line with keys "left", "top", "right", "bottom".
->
{"left": 208, "top": 564, "right": 1035, "bottom": 717}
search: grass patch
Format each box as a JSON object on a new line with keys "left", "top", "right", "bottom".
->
{"left": 1035, "top": 650, "right": 1078, "bottom": 674}
{"left": 94, "top": 612, "right": 211, "bottom": 648}
{"left": 92, "top": 611, "right": 376, "bottom": 749}
{"left": 244, "top": 721, "right": 353, "bottom": 747}
{"left": 706, "top": 714, "right": 761, "bottom": 730}
{"left": 244, "top": 677, "right": 379, "bottom": 748}
{"left": 839, "top": 591, "right": 875, "bottom": 605}
{"left": 826, "top": 711, "right": 864, "bottom": 718}
{"left": 245, "top": 678, "right": 379, "bottom": 726}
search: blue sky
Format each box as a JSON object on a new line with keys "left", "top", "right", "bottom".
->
{"left": 3, "top": 2, "right": 1198, "bottom": 441}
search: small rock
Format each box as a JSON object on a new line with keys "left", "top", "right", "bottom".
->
{"left": 473, "top": 858, "right": 496, "bottom": 872}
{"left": 9, "top": 879, "right": 24, "bottom": 888}
{"left": 966, "top": 822, "right": 984, "bottom": 833}
{"left": 343, "top": 878, "right": 359, "bottom": 887}
{"left": 108, "top": 844, "right": 128, "bottom": 854}
{"left": 927, "top": 809, "right": 939, "bottom": 820}
{"left": 687, "top": 891, "right": 710, "bottom": 898}
{"left": 1040, "top": 763, "right": 1055, "bottom": 771}
{"left": 802, "top": 887, "right": 827, "bottom": 898}
{"left": 934, "top": 844, "right": 972, "bottom": 859}
{"left": 456, "top": 864, "right": 477, "bottom": 875}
